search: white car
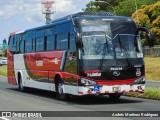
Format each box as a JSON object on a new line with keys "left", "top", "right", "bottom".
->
{"left": 0, "top": 58, "right": 7, "bottom": 66}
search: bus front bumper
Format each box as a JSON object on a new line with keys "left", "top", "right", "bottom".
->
{"left": 77, "top": 84, "right": 145, "bottom": 95}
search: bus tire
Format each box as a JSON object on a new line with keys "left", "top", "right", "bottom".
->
{"left": 18, "top": 74, "right": 26, "bottom": 92}
{"left": 109, "top": 93, "right": 121, "bottom": 100}
{"left": 56, "top": 77, "right": 67, "bottom": 100}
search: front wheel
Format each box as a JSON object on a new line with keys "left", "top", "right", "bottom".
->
{"left": 57, "top": 78, "right": 68, "bottom": 100}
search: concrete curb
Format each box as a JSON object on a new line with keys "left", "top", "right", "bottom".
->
{"left": 146, "top": 80, "right": 160, "bottom": 83}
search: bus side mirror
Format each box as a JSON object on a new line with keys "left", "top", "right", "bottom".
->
{"left": 138, "top": 27, "right": 154, "bottom": 47}
{"left": 76, "top": 32, "right": 82, "bottom": 49}
{"left": 146, "top": 31, "right": 154, "bottom": 47}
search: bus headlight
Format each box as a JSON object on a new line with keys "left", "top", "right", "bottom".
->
{"left": 134, "top": 76, "right": 145, "bottom": 84}
{"left": 81, "top": 78, "right": 97, "bottom": 86}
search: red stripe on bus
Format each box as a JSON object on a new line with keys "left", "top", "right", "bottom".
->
{"left": 95, "top": 79, "right": 135, "bottom": 85}
{"left": 96, "top": 92, "right": 101, "bottom": 94}
{"left": 88, "top": 92, "right": 92, "bottom": 94}
{"left": 114, "top": 91, "right": 119, "bottom": 94}
{"left": 78, "top": 92, "right": 83, "bottom": 95}
{"left": 105, "top": 91, "right": 109, "bottom": 94}
{"left": 135, "top": 90, "right": 139, "bottom": 92}
{"left": 129, "top": 90, "right": 134, "bottom": 92}
{"left": 122, "top": 90, "right": 126, "bottom": 92}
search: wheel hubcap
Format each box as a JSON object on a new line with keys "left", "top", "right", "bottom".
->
{"left": 58, "top": 83, "right": 63, "bottom": 94}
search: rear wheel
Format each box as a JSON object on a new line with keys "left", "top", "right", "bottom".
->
{"left": 18, "top": 75, "right": 26, "bottom": 92}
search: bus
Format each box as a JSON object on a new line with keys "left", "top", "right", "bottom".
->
{"left": 8, "top": 12, "right": 154, "bottom": 100}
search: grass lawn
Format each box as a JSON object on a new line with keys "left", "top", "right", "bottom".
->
{"left": 124, "top": 87, "right": 160, "bottom": 100}
{"left": 0, "top": 65, "right": 7, "bottom": 77}
{"left": 144, "top": 57, "right": 160, "bottom": 81}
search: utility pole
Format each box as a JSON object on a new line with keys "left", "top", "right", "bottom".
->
{"left": 41, "top": 0, "right": 55, "bottom": 24}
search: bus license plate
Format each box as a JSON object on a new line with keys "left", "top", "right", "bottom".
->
{"left": 113, "top": 87, "right": 121, "bottom": 92}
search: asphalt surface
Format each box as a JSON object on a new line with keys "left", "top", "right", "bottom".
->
{"left": 0, "top": 76, "right": 160, "bottom": 120}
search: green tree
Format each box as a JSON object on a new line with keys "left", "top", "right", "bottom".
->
{"left": 114, "top": 0, "right": 159, "bottom": 16}
{"left": 1, "top": 49, "right": 7, "bottom": 57}
{"left": 84, "top": 0, "right": 124, "bottom": 14}
{"left": 132, "top": 1, "right": 160, "bottom": 45}
{"left": 84, "top": 0, "right": 159, "bottom": 16}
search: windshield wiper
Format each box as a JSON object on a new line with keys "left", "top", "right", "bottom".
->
{"left": 98, "top": 34, "right": 109, "bottom": 70}
{"left": 117, "top": 35, "right": 132, "bottom": 67}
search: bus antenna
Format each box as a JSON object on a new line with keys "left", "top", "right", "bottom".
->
{"left": 41, "top": 0, "right": 55, "bottom": 24}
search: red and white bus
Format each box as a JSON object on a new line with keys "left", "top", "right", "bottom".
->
{"left": 8, "top": 12, "right": 154, "bottom": 100}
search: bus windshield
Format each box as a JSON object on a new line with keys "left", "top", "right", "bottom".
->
{"left": 77, "top": 17, "right": 143, "bottom": 67}
{"left": 114, "top": 34, "right": 143, "bottom": 59}
{"left": 81, "top": 32, "right": 114, "bottom": 59}
{"left": 80, "top": 33, "right": 143, "bottom": 60}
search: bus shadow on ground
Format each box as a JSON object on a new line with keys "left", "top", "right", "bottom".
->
{"left": 67, "top": 95, "right": 143, "bottom": 105}
{"left": 7, "top": 87, "right": 143, "bottom": 105}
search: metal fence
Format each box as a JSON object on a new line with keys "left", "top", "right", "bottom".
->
{"left": 143, "top": 45, "right": 160, "bottom": 57}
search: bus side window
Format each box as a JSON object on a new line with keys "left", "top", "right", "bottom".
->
{"left": 15, "top": 35, "right": 20, "bottom": 53}
{"left": 32, "top": 31, "right": 36, "bottom": 52}
{"left": 13, "top": 37, "right": 16, "bottom": 53}
{"left": 56, "top": 33, "right": 68, "bottom": 50}
{"left": 25, "top": 38, "right": 32, "bottom": 53}
{"left": 32, "top": 38, "right": 35, "bottom": 52}
{"left": 20, "top": 40, "right": 25, "bottom": 53}
{"left": 70, "top": 34, "right": 76, "bottom": 52}
{"left": 9, "top": 36, "right": 13, "bottom": 53}
{"left": 10, "top": 36, "right": 17, "bottom": 54}
{"left": 46, "top": 35, "right": 55, "bottom": 51}
{"left": 36, "top": 37, "right": 44, "bottom": 52}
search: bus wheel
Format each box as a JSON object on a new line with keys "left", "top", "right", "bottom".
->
{"left": 109, "top": 93, "right": 121, "bottom": 100}
{"left": 57, "top": 78, "right": 67, "bottom": 100}
{"left": 18, "top": 74, "right": 26, "bottom": 92}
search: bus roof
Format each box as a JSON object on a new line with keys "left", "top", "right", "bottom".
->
{"left": 51, "top": 12, "right": 115, "bottom": 23}
{"left": 9, "top": 30, "right": 25, "bottom": 36}
{"left": 10, "top": 12, "right": 132, "bottom": 35}
{"left": 26, "top": 12, "right": 116, "bottom": 32}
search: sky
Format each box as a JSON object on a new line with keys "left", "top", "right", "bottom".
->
{"left": 0, "top": 0, "right": 91, "bottom": 44}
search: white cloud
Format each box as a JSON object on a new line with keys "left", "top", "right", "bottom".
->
{"left": 55, "top": 0, "right": 75, "bottom": 12}
{"left": 53, "top": 0, "right": 91, "bottom": 19}
{"left": 0, "top": 0, "right": 91, "bottom": 42}
{"left": 0, "top": 0, "right": 43, "bottom": 22}
{"left": 0, "top": 0, "right": 91, "bottom": 22}
{"left": 25, "top": 16, "right": 35, "bottom": 22}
